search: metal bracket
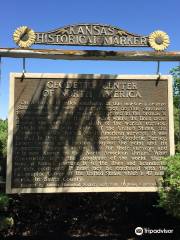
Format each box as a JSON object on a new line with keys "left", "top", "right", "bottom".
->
{"left": 156, "top": 61, "right": 161, "bottom": 85}
{"left": 21, "top": 58, "right": 26, "bottom": 81}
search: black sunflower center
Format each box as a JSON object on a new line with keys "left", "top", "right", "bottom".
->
{"left": 20, "top": 29, "right": 30, "bottom": 42}
{"left": 155, "top": 37, "right": 163, "bottom": 45}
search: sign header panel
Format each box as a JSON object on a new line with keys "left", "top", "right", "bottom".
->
{"left": 35, "top": 24, "right": 149, "bottom": 47}
{"left": 13, "top": 24, "right": 170, "bottom": 50}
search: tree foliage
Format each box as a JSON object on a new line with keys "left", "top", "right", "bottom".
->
{"left": 158, "top": 154, "right": 180, "bottom": 219}
{"left": 0, "top": 119, "right": 8, "bottom": 158}
{"left": 171, "top": 66, "right": 180, "bottom": 97}
{"left": 0, "top": 119, "right": 11, "bottom": 233}
{"left": 170, "top": 66, "right": 180, "bottom": 151}
{"left": 157, "top": 66, "right": 180, "bottom": 219}
{"left": 0, "top": 119, "right": 8, "bottom": 181}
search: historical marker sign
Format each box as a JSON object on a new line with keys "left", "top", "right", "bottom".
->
{"left": 13, "top": 24, "right": 170, "bottom": 51}
{"left": 35, "top": 24, "right": 148, "bottom": 47}
{"left": 6, "top": 73, "right": 174, "bottom": 193}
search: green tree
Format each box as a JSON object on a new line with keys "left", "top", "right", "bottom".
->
{"left": 0, "top": 119, "right": 8, "bottom": 180}
{"left": 0, "top": 119, "right": 8, "bottom": 158}
{"left": 157, "top": 66, "right": 180, "bottom": 218}
{"left": 158, "top": 154, "right": 180, "bottom": 219}
{"left": 170, "top": 66, "right": 180, "bottom": 151}
{"left": 0, "top": 120, "right": 13, "bottom": 233}
{"left": 171, "top": 65, "right": 180, "bottom": 106}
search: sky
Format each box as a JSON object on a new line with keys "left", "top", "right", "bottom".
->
{"left": 0, "top": 0, "right": 180, "bottom": 119}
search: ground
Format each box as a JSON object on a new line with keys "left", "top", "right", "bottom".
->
{"left": 1, "top": 193, "right": 180, "bottom": 240}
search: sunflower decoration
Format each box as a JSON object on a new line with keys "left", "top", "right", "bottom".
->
{"left": 13, "top": 26, "right": 36, "bottom": 48}
{"left": 149, "top": 30, "right": 170, "bottom": 51}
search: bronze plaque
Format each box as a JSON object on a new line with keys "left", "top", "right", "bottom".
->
{"left": 6, "top": 74, "right": 174, "bottom": 193}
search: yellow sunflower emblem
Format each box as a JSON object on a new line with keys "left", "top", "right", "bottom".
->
{"left": 13, "top": 26, "right": 36, "bottom": 48}
{"left": 149, "top": 30, "right": 170, "bottom": 51}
